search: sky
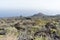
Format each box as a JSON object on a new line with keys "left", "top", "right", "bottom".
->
{"left": 0, "top": 0, "right": 60, "bottom": 17}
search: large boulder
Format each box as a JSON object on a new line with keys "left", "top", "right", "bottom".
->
{"left": 45, "top": 22, "right": 56, "bottom": 29}
{"left": 0, "top": 28, "right": 6, "bottom": 35}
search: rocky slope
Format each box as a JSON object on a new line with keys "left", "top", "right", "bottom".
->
{"left": 0, "top": 13, "right": 60, "bottom": 40}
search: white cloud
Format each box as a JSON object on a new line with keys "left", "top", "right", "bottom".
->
{"left": 0, "top": 0, "right": 60, "bottom": 11}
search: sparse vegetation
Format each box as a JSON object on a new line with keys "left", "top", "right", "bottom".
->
{"left": 0, "top": 13, "right": 60, "bottom": 40}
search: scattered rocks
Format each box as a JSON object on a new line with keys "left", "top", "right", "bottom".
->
{"left": 0, "top": 16, "right": 60, "bottom": 40}
{"left": 33, "top": 22, "right": 60, "bottom": 40}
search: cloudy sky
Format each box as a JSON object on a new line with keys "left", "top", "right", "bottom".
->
{"left": 0, "top": 0, "right": 60, "bottom": 17}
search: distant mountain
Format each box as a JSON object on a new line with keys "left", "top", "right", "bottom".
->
{"left": 33, "top": 13, "right": 46, "bottom": 16}
{"left": 55, "top": 14, "right": 60, "bottom": 16}
{"left": 31, "top": 12, "right": 60, "bottom": 19}
{"left": 31, "top": 12, "right": 48, "bottom": 18}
